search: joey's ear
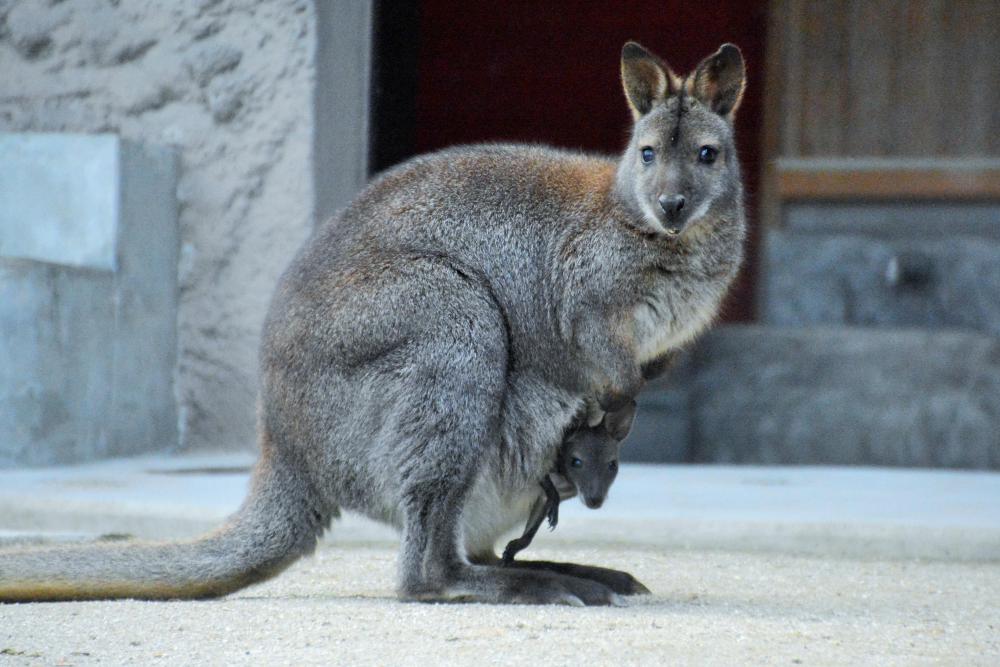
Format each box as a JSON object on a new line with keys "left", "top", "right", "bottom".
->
{"left": 604, "top": 400, "right": 638, "bottom": 442}
{"left": 690, "top": 43, "right": 746, "bottom": 119}
{"left": 621, "top": 41, "right": 679, "bottom": 120}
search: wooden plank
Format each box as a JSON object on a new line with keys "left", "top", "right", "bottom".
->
{"left": 799, "top": 0, "right": 848, "bottom": 155}
{"left": 759, "top": 0, "right": 788, "bottom": 229}
{"left": 779, "top": 0, "right": 804, "bottom": 156}
{"left": 776, "top": 165, "right": 1000, "bottom": 201}
{"left": 774, "top": 0, "right": 1000, "bottom": 160}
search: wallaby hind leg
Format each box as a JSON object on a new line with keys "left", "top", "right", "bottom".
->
{"left": 390, "top": 318, "right": 619, "bottom": 602}
{"left": 503, "top": 560, "right": 650, "bottom": 595}
{"left": 392, "top": 357, "right": 626, "bottom": 606}
{"left": 398, "top": 476, "right": 627, "bottom": 606}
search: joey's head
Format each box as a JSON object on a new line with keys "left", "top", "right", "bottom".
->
{"left": 616, "top": 42, "right": 746, "bottom": 237}
{"left": 562, "top": 401, "right": 637, "bottom": 509}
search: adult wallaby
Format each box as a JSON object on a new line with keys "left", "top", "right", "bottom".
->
{"left": 0, "top": 41, "right": 746, "bottom": 606}
{"left": 501, "top": 401, "right": 637, "bottom": 567}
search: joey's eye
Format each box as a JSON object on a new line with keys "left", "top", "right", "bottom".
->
{"left": 641, "top": 147, "right": 655, "bottom": 163}
{"left": 570, "top": 458, "right": 583, "bottom": 468}
{"left": 698, "top": 146, "right": 718, "bottom": 165}
{"left": 608, "top": 460, "right": 618, "bottom": 473}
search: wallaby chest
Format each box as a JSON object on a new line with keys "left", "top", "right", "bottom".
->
{"left": 632, "top": 272, "right": 727, "bottom": 364}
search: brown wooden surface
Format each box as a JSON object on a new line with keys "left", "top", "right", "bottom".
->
{"left": 777, "top": 166, "right": 1000, "bottom": 201}
{"left": 761, "top": 0, "right": 1000, "bottom": 225}
{"left": 771, "top": 0, "right": 1000, "bottom": 158}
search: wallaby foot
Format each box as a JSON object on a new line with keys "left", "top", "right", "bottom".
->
{"left": 504, "top": 560, "right": 650, "bottom": 596}
{"left": 401, "top": 563, "right": 626, "bottom": 607}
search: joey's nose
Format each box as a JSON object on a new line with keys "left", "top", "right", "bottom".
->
{"left": 658, "top": 194, "right": 685, "bottom": 217}
{"left": 584, "top": 496, "right": 604, "bottom": 509}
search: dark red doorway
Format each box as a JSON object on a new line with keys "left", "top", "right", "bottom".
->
{"left": 370, "top": 1, "right": 768, "bottom": 320}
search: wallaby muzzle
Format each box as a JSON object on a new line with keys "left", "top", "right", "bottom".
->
{"left": 658, "top": 193, "right": 687, "bottom": 235}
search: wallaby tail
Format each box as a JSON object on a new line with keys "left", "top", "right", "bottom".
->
{"left": 0, "top": 454, "right": 330, "bottom": 602}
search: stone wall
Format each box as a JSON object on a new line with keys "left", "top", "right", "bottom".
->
{"left": 0, "top": 0, "right": 317, "bottom": 452}
{"left": 627, "top": 325, "right": 1000, "bottom": 469}
{"left": 763, "top": 230, "right": 1000, "bottom": 336}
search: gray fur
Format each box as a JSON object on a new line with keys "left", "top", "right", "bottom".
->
{"left": 0, "top": 42, "right": 746, "bottom": 605}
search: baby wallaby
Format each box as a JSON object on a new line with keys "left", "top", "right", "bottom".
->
{"left": 502, "top": 401, "right": 637, "bottom": 565}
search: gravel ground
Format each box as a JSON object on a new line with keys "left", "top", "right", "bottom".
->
{"left": 2, "top": 542, "right": 998, "bottom": 666}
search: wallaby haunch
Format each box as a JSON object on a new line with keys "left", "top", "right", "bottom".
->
{"left": 502, "top": 401, "right": 637, "bottom": 567}
{"left": 0, "top": 41, "right": 747, "bottom": 606}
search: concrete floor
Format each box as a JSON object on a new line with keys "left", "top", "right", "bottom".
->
{"left": 2, "top": 545, "right": 998, "bottom": 666}
{"left": 1, "top": 454, "right": 999, "bottom": 665}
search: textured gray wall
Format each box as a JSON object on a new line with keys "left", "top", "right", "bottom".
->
{"left": 763, "top": 230, "right": 1000, "bottom": 336}
{"left": 0, "top": 0, "right": 319, "bottom": 452}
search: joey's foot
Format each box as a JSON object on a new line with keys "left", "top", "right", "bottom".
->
{"left": 505, "top": 561, "right": 650, "bottom": 596}
{"left": 400, "top": 566, "right": 626, "bottom": 607}
{"left": 500, "top": 546, "right": 516, "bottom": 566}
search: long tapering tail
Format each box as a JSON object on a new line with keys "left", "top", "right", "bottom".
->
{"left": 0, "top": 455, "right": 329, "bottom": 602}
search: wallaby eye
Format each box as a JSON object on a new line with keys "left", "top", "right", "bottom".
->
{"left": 640, "top": 147, "right": 655, "bottom": 164}
{"left": 698, "top": 146, "right": 718, "bottom": 165}
{"left": 570, "top": 457, "right": 583, "bottom": 468}
{"left": 608, "top": 460, "right": 618, "bottom": 472}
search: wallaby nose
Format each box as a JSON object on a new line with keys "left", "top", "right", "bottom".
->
{"left": 584, "top": 496, "right": 604, "bottom": 509}
{"left": 658, "top": 194, "right": 685, "bottom": 217}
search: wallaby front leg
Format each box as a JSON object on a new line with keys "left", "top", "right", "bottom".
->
{"left": 573, "top": 312, "right": 644, "bottom": 412}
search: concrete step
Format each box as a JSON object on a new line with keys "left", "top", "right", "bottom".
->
{"left": 762, "top": 228, "right": 1000, "bottom": 336}
{"left": 629, "top": 324, "right": 1000, "bottom": 469}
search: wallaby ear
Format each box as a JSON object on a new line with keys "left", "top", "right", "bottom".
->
{"left": 603, "top": 400, "right": 638, "bottom": 442}
{"left": 621, "top": 42, "right": 679, "bottom": 120}
{"left": 690, "top": 43, "right": 746, "bottom": 119}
